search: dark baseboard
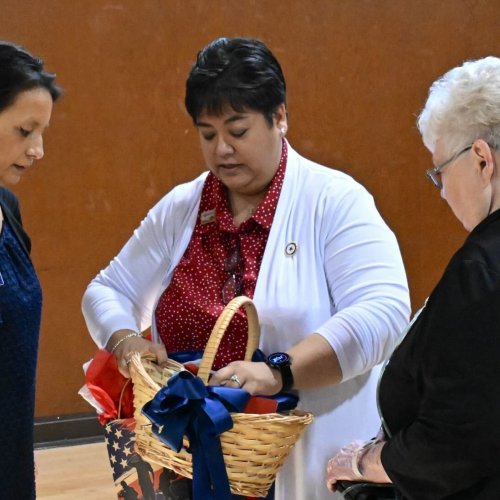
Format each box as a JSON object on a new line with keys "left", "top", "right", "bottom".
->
{"left": 34, "top": 412, "right": 105, "bottom": 449}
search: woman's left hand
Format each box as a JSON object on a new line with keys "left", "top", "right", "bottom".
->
{"left": 326, "top": 439, "right": 391, "bottom": 492}
{"left": 325, "top": 441, "right": 365, "bottom": 491}
{"left": 208, "top": 360, "right": 282, "bottom": 395}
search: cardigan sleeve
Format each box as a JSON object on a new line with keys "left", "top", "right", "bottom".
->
{"left": 0, "top": 187, "right": 31, "bottom": 254}
{"left": 315, "top": 182, "right": 410, "bottom": 380}
{"left": 0, "top": 187, "right": 21, "bottom": 220}
{"left": 81, "top": 179, "right": 202, "bottom": 348}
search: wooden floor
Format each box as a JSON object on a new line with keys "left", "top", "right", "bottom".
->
{"left": 35, "top": 441, "right": 117, "bottom": 499}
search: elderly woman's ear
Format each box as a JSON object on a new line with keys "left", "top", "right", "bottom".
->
{"left": 472, "top": 140, "right": 496, "bottom": 181}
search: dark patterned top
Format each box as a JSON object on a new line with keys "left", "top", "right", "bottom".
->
{"left": 0, "top": 219, "right": 42, "bottom": 500}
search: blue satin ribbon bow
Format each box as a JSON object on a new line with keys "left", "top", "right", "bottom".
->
{"left": 142, "top": 370, "right": 250, "bottom": 500}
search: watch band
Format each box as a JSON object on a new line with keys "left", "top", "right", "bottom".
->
{"left": 266, "top": 352, "right": 294, "bottom": 392}
{"left": 279, "top": 363, "right": 294, "bottom": 392}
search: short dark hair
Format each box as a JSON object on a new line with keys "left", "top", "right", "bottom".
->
{"left": 185, "top": 37, "right": 286, "bottom": 126}
{"left": 0, "top": 41, "right": 62, "bottom": 113}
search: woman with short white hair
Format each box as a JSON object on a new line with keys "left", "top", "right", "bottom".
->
{"left": 326, "top": 56, "right": 500, "bottom": 499}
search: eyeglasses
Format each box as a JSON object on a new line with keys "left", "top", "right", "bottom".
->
{"left": 222, "top": 239, "right": 243, "bottom": 304}
{"left": 426, "top": 145, "right": 473, "bottom": 189}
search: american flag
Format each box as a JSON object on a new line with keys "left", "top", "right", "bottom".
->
{"left": 104, "top": 418, "right": 137, "bottom": 484}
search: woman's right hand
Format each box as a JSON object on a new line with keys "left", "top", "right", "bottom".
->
{"left": 106, "top": 329, "right": 169, "bottom": 377}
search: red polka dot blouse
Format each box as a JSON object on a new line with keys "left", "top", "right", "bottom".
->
{"left": 155, "top": 141, "right": 287, "bottom": 369}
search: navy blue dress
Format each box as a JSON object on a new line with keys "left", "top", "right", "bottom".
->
{"left": 0, "top": 220, "right": 42, "bottom": 499}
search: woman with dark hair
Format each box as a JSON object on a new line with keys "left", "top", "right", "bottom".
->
{"left": 83, "top": 37, "right": 409, "bottom": 499}
{"left": 0, "top": 41, "right": 61, "bottom": 499}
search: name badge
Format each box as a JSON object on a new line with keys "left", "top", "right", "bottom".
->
{"left": 201, "top": 209, "right": 216, "bottom": 225}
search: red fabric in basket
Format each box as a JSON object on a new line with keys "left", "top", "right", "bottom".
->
{"left": 244, "top": 396, "right": 278, "bottom": 414}
{"left": 85, "top": 349, "right": 134, "bottom": 423}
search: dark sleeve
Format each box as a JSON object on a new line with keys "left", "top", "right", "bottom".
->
{"left": 381, "top": 259, "right": 500, "bottom": 497}
{"left": 0, "top": 187, "right": 31, "bottom": 254}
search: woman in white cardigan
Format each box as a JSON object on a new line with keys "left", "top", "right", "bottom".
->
{"left": 82, "top": 37, "right": 410, "bottom": 500}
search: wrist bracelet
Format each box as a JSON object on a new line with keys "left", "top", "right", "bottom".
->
{"left": 110, "top": 332, "right": 141, "bottom": 353}
{"left": 352, "top": 447, "right": 366, "bottom": 479}
{"left": 352, "top": 438, "right": 382, "bottom": 479}
{"left": 351, "top": 437, "right": 383, "bottom": 479}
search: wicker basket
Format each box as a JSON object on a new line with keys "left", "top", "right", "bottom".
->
{"left": 129, "top": 296, "right": 313, "bottom": 498}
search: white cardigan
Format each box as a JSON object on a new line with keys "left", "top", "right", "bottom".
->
{"left": 83, "top": 144, "right": 410, "bottom": 500}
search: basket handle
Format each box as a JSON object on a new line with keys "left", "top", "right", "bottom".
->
{"left": 117, "top": 377, "right": 132, "bottom": 419}
{"left": 197, "top": 296, "right": 260, "bottom": 383}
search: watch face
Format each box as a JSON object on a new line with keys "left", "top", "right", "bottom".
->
{"left": 268, "top": 352, "right": 290, "bottom": 365}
